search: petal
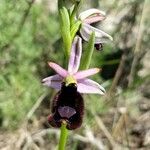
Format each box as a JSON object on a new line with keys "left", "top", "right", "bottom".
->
{"left": 48, "top": 62, "right": 68, "bottom": 77}
{"left": 68, "top": 36, "right": 82, "bottom": 74}
{"left": 77, "top": 78, "right": 105, "bottom": 95}
{"left": 42, "top": 74, "right": 62, "bottom": 90}
{"left": 80, "top": 23, "right": 113, "bottom": 43}
{"left": 84, "top": 16, "right": 106, "bottom": 24}
{"left": 74, "top": 68, "right": 100, "bottom": 80}
{"left": 79, "top": 8, "right": 106, "bottom": 23}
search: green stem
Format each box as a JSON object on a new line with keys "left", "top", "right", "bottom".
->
{"left": 58, "top": 121, "right": 68, "bottom": 150}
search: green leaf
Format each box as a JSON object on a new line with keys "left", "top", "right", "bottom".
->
{"left": 59, "top": 7, "right": 72, "bottom": 60}
{"left": 70, "top": 0, "right": 83, "bottom": 25}
{"left": 80, "top": 32, "right": 95, "bottom": 70}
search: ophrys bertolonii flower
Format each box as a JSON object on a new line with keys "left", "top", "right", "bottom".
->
{"left": 42, "top": 36, "right": 105, "bottom": 129}
{"left": 79, "top": 8, "right": 113, "bottom": 50}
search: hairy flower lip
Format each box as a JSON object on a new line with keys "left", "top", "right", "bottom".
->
{"left": 48, "top": 83, "right": 84, "bottom": 130}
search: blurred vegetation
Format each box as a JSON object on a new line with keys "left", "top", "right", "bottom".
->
{"left": 0, "top": 0, "right": 149, "bottom": 149}
{"left": 0, "top": 0, "right": 61, "bottom": 128}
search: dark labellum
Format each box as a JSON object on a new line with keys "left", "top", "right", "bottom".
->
{"left": 48, "top": 82, "right": 84, "bottom": 130}
{"left": 95, "top": 43, "right": 103, "bottom": 51}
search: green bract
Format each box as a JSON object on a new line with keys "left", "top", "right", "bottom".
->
{"left": 80, "top": 32, "right": 95, "bottom": 70}
{"left": 70, "top": 20, "right": 81, "bottom": 41}
{"left": 59, "top": 7, "right": 72, "bottom": 59}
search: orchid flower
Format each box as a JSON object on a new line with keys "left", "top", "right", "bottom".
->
{"left": 78, "top": 8, "right": 113, "bottom": 44}
{"left": 42, "top": 36, "right": 105, "bottom": 95}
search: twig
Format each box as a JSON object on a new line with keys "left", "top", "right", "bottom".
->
{"left": 106, "top": 1, "right": 142, "bottom": 96}
{"left": 128, "top": 0, "right": 149, "bottom": 87}
{"left": 32, "top": 128, "right": 106, "bottom": 150}
{"left": 123, "top": 113, "right": 130, "bottom": 149}
{"left": 32, "top": 128, "right": 59, "bottom": 138}
{"left": 26, "top": 93, "right": 47, "bottom": 120}
{"left": 95, "top": 115, "right": 116, "bottom": 148}
{"left": 108, "top": 53, "right": 126, "bottom": 95}
{"left": 84, "top": 126, "right": 106, "bottom": 150}
{"left": 19, "top": 0, "right": 35, "bottom": 33}
{"left": 22, "top": 131, "right": 40, "bottom": 150}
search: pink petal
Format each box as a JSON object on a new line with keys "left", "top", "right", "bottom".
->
{"left": 42, "top": 74, "right": 62, "bottom": 90}
{"left": 79, "top": 8, "right": 106, "bottom": 23}
{"left": 80, "top": 23, "right": 113, "bottom": 43}
{"left": 68, "top": 36, "right": 82, "bottom": 74}
{"left": 48, "top": 62, "right": 68, "bottom": 77}
{"left": 84, "top": 16, "right": 106, "bottom": 24}
{"left": 74, "top": 68, "right": 100, "bottom": 80}
{"left": 77, "top": 78, "right": 105, "bottom": 95}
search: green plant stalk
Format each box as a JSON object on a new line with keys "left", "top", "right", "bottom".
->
{"left": 58, "top": 121, "right": 68, "bottom": 150}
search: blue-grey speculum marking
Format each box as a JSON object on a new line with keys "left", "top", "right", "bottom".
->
{"left": 58, "top": 106, "right": 76, "bottom": 118}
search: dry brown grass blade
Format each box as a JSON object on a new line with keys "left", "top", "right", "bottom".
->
{"left": 26, "top": 93, "right": 47, "bottom": 120}
{"left": 128, "top": 0, "right": 149, "bottom": 87}
{"left": 112, "top": 108, "right": 129, "bottom": 147}
{"left": 95, "top": 115, "right": 116, "bottom": 148}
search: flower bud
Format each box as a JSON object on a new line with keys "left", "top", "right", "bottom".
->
{"left": 79, "top": 8, "right": 106, "bottom": 24}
